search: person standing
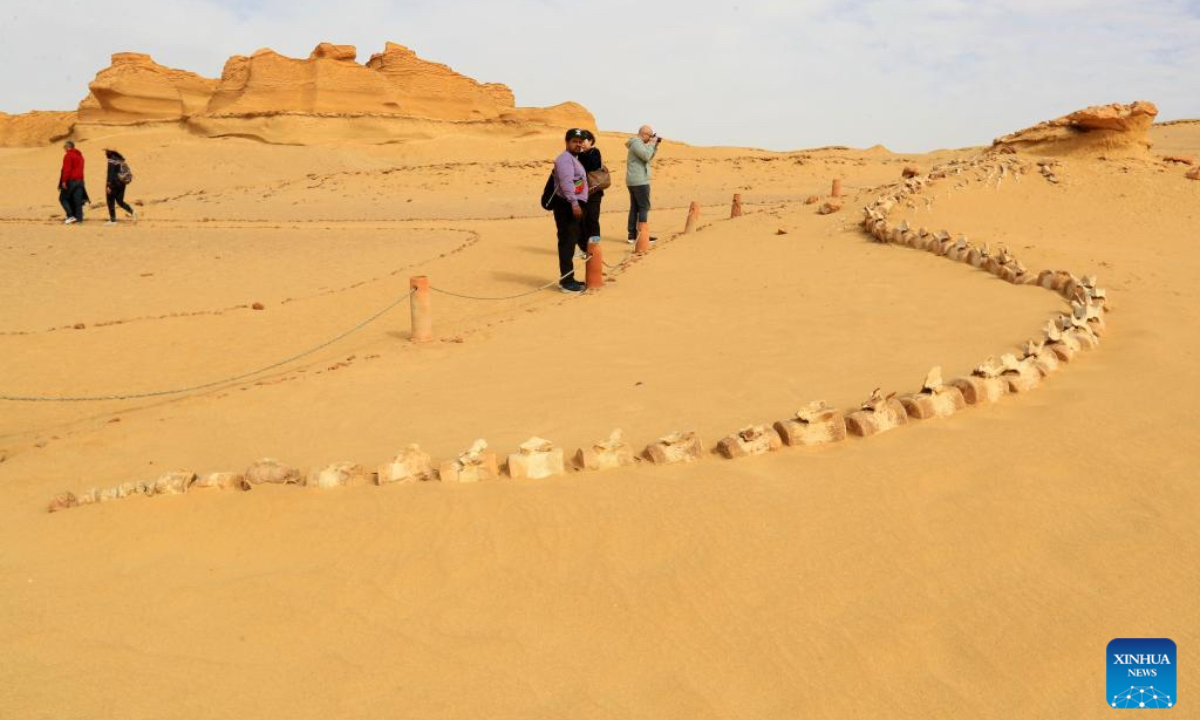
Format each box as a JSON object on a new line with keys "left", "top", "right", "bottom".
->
{"left": 104, "top": 149, "right": 136, "bottom": 225}
{"left": 550, "top": 128, "right": 589, "bottom": 294}
{"left": 578, "top": 130, "right": 607, "bottom": 252}
{"left": 625, "top": 125, "right": 660, "bottom": 244}
{"left": 58, "top": 140, "right": 87, "bottom": 224}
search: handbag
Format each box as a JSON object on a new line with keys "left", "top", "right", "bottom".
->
{"left": 586, "top": 165, "right": 612, "bottom": 193}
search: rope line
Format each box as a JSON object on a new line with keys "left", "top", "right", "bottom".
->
{"left": 1, "top": 289, "right": 416, "bottom": 403}
{"left": 428, "top": 267, "right": 582, "bottom": 301}
{"left": 3, "top": 193, "right": 853, "bottom": 402}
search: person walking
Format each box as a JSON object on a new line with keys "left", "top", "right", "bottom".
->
{"left": 104, "top": 149, "right": 136, "bottom": 225}
{"left": 578, "top": 130, "right": 608, "bottom": 252}
{"left": 58, "top": 140, "right": 87, "bottom": 224}
{"left": 625, "top": 125, "right": 660, "bottom": 244}
{"left": 550, "top": 128, "right": 589, "bottom": 294}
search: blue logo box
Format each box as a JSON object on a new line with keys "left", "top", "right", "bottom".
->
{"left": 1108, "top": 638, "right": 1177, "bottom": 709}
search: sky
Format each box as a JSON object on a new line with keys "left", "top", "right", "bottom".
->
{"left": 1, "top": 0, "right": 1198, "bottom": 152}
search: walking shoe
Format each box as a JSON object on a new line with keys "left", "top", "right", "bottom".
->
{"left": 129, "top": 210, "right": 137, "bottom": 224}
{"left": 105, "top": 220, "right": 117, "bottom": 226}
{"left": 64, "top": 217, "right": 77, "bottom": 225}
{"left": 574, "top": 249, "right": 587, "bottom": 260}
{"left": 559, "top": 280, "right": 585, "bottom": 294}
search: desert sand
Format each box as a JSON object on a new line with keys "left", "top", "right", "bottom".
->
{"left": 1, "top": 44, "right": 1198, "bottom": 719}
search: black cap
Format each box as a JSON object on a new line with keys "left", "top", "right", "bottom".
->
{"left": 565, "top": 128, "right": 585, "bottom": 141}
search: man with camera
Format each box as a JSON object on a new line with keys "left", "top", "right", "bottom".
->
{"left": 625, "top": 125, "right": 661, "bottom": 244}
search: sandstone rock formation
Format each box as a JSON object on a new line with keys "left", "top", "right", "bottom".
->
{"left": 0, "top": 111, "right": 76, "bottom": 147}
{"left": 362, "top": 42, "right": 510, "bottom": 121}
{"left": 207, "top": 47, "right": 406, "bottom": 116}
{"left": 992, "top": 101, "right": 1158, "bottom": 157}
{"left": 78, "top": 53, "right": 218, "bottom": 123}
{"left": 74, "top": 42, "right": 595, "bottom": 133}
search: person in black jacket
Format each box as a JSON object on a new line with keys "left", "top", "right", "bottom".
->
{"left": 104, "top": 149, "right": 135, "bottom": 224}
{"left": 578, "top": 130, "right": 604, "bottom": 254}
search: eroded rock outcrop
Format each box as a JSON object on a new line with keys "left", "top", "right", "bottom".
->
{"left": 18, "top": 41, "right": 596, "bottom": 144}
{"left": 78, "top": 53, "right": 218, "bottom": 123}
{"left": 207, "top": 47, "right": 406, "bottom": 116}
{"left": 77, "top": 42, "right": 592, "bottom": 127}
{"left": 363, "top": 42, "right": 511, "bottom": 120}
{"left": 992, "top": 101, "right": 1158, "bottom": 157}
{"left": 0, "top": 111, "right": 76, "bottom": 147}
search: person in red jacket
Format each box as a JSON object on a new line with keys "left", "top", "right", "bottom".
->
{"left": 58, "top": 141, "right": 88, "bottom": 224}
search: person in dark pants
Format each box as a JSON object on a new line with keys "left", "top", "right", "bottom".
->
{"left": 104, "top": 149, "right": 136, "bottom": 224}
{"left": 578, "top": 130, "right": 605, "bottom": 252}
{"left": 625, "top": 125, "right": 660, "bottom": 243}
{"left": 549, "top": 128, "right": 589, "bottom": 294}
{"left": 58, "top": 140, "right": 87, "bottom": 224}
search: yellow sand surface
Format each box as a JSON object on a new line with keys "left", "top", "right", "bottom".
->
{"left": 0, "top": 121, "right": 1197, "bottom": 719}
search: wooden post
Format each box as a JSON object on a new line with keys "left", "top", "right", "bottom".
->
{"left": 585, "top": 241, "right": 604, "bottom": 290}
{"left": 730, "top": 194, "right": 743, "bottom": 218}
{"left": 683, "top": 201, "right": 701, "bottom": 233}
{"left": 831, "top": 179, "right": 843, "bottom": 198}
{"left": 409, "top": 276, "right": 432, "bottom": 343}
{"left": 635, "top": 221, "right": 651, "bottom": 254}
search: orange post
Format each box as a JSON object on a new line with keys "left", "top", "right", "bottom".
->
{"left": 409, "top": 276, "right": 432, "bottom": 342}
{"left": 831, "top": 179, "right": 843, "bottom": 198}
{"left": 684, "top": 201, "right": 701, "bottom": 233}
{"left": 730, "top": 194, "right": 743, "bottom": 218}
{"left": 635, "top": 221, "right": 651, "bottom": 254}
{"left": 585, "top": 241, "right": 604, "bottom": 290}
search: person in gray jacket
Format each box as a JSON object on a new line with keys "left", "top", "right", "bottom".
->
{"left": 625, "top": 125, "right": 660, "bottom": 243}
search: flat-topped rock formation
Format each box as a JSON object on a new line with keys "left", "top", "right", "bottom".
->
{"left": 992, "top": 101, "right": 1158, "bottom": 157}
{"left": 91, "top": 42, "right": 592, "bottom": 128}
{"left": 0, "top": 42, "right": 595, "bottom": 146}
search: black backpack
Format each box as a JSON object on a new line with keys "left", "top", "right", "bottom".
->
{"left": 540, "top": 171, "right": 556, "bottom": 210}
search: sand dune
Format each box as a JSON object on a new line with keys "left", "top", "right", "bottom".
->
{"left": 1, "top": 85, "right": 1198, "bottom": 719}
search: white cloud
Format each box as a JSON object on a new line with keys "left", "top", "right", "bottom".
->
{"left": 1, "top": 0, "right": 1196, "bottom": 151}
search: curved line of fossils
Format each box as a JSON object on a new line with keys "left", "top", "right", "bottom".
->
{"left": 46, "top": 152, "right": 1109, "bottom": 513}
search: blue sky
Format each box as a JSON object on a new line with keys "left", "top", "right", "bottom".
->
{"left": 1, "top": 0, "right": 1197, "bottom": 151}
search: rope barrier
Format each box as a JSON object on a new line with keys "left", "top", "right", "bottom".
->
{"left": 428, "top": 267, "right": 582, "bottom": 301}
{"left": 3, "top": 191, "right": 864, "bottom": 402}
{"left": 0, "top": 289, "right": 416, "bottom": 403}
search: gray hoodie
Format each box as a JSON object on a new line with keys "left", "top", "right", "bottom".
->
{"left": 625, "top": 136, "right": 657, "bottom": 187}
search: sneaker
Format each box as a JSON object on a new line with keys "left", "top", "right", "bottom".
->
{"left": 105, "top": 220, "right": 117, "bottom": 226}
{"left": 559, "top": 280, "right": 585, "bottom": 294}
{"left": 627, "top": 237, "right": 636, "bottom": 244}
{"left": 129, "top": 210, "right": 137, "bottom": 224}
{"left": 573, "top": 249, "right": 586, "bottom": 260}
{"left": 64, "top": 217, "right": 77, "bottom": 225}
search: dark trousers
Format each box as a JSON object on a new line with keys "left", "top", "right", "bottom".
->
{"left": 627, "top": 184, "right": 651, "bottom": 238}
{"left": 107, "top": 183, "right": 133, "bottom": 220}
{"left": 552, "top": 196, "right": 583, "bottom": 284}
{"left": 59, "top": 180, "right": 85, "bottom": 221}
{"left": 582, "top": 190, "right": 603, "bottom": 242}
